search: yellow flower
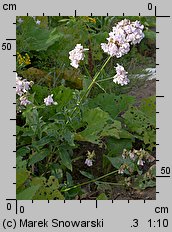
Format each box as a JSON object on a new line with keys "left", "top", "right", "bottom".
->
{"left": 17, "top": 52, "right": 31, "bottom": 66}
{"left": 83, "top": 16, "right": 96, "bottom": 23}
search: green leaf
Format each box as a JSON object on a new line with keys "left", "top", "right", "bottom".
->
{"left": 75, "top": 107, "right": 110, "bottom": 144}
{"left": 17, "top": 146, "right": 30, "bottom": 157}
{"left": 52, "top": 86, "right": 74, "bottom": 110}
{"left": 18, "top": 17, "right": 63, "bottom": 51}
{"left": 17, "top": 185, "right": 40, "bottom": 200}
{"left": 144, "top": 30, "right": 156, "bottom": 41}
{"left": 16, "top": 157, "right": 30, "bottom": 190}
{"left": 80, "top": 171, "right": 94, "bottom": 180}
{"left": 32, "top": 136, "right": 53, "bottom": 149}
{"left": 96, "top": 193, "right": 108, "bottom": 200}
{"left": 32, "top": 84, "right": 49, "bottom": 104}
{"left": 106, "top": 137, "right": 133, "bottom": 156}
{"left": 22, "top": 108, "right": 39, "bottom": 133}
{"left": 66, "top": 172, "right": 73, "bottom": 186}
{"left": 106, "top": 156, "right": 124, "bottom": 169}
{"left": 28, "top": 149, "right": 50, "bottom": 165}
{"left": 100, "top": 121, "right": 121, "bottom": 139}
{"left": 31, "top": 176, "right": 64, "bottom": 200}
{"left": 140, "top": 96, "right": 156, "bottom": 125}
{"left": 59, "top": 146, "right": 72, "bottom": 171}
{"left": 123, "top": 104, "right": 156, "bottom": 151}
{"left": 88, "top": 93, "right": 135, "bottom": 119}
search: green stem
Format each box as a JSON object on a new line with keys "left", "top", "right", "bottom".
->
{"left": 95, "top": 82, "right": 106, "bottom": 93}
{"left": 62, "top": 169, "right": 118, "bottom": 192}
{"left": 97, "top": 76, "right": 114, "bottom": 82}
{"left": 83, "top": 63, "right": 91, "bottom": 79}
{"left": 95, "top": 181, "right": 125, "bottom": 186}
{"left": 66, "top": 56, "right": 111, "bottom": 124}
{"left": 82, "top": 56, "right": 111, "bottom": 99}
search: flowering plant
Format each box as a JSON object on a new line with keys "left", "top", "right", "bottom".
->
{"left": 16, "top": 16, "right": 156, "bottom": 200}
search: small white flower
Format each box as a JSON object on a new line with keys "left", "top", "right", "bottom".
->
{"left": 113, "top": 64, "right": 130, "bottom": 86}
{"left": 69, "top": 44, "right": 89, "bottom": 68}
{"left": 129, "top": 152, "right": 135, "bottom": 160}
{"left": 18, "top": 18, "right": 23, "bottom": 24}
{"left": 118, "top": 168, "right": 124, "bottom": 174}
{"left": 85, "top": 159, "right": 93, "bottom": 167}
{"left": 20, "top": 96, "right": 31, "bottom": 106}
{"left": 44, "top": 94, "right": 57, "bottom": 106}
{"left": 137, "top": 159, "right": 145, "bottom": 166}
{"left": 36, "top": 20, "right": 41, "bottom": 25}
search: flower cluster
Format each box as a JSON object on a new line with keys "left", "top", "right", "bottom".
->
{"left": 17, "top": 52, "right": 31, "bottom": 66}
{"left": 101, "top": 19, "right": 144, "bottom": 58}
{"left": 85, "top": 150, "right": 95, "bottom": 167}
{"left": 118, "top": 148, "right": 155, "bottom": 175}
{"left": 69, "top": 44, "right": 89, "bottom": 68}
{"left": 113, "top": 64, "right": 129, "bottom": 86}
{"left": 44, "top": 94, "right": 57, "bottom": 106}
{"left": 16, "top": 74, "right": 33, "bottom": 106}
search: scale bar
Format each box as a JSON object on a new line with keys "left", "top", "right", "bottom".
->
{"left": 156, "top": 176, "right": 170, "bottom": 178}
{"left": 6, "top": 199, "right": 16, "bottom": 201}
{"left": 6, "top": 39, "right": 16, "bottom": 41}
{"left": 156, "top": 15, "right": 171, "bottom": 18}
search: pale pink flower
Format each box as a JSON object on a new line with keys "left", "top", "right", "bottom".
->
{"left": 85, "top": 159, "right": 93, "bottom": 167}
{"left": 69, "top": 44, "right": 89, "bottom": 68}
{"left": 44, "top": 94, "right": 57, "bottom": 106}
{"left": 20, "top": 96, "right": 31, "bottom": 106}
{"left": 113, "top": 64, "right": 130, "bottom": 86}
